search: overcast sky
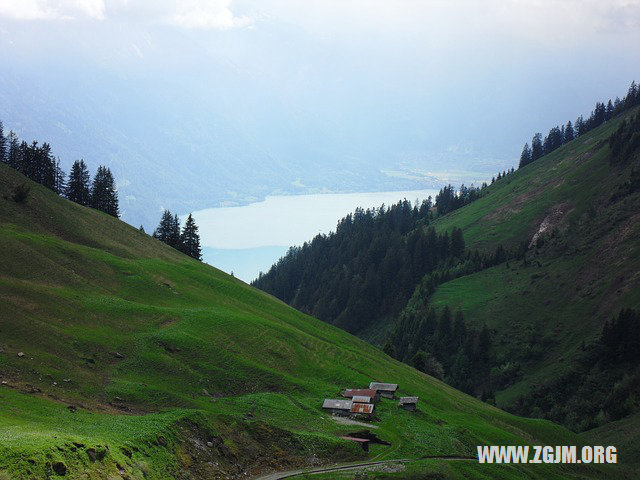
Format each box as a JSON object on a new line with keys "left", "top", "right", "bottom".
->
{"left": 1, "top": 1, "right": 639, "bottom": 178}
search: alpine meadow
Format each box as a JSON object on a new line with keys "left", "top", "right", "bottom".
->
{"left": 2, "top": 1, "right": 640, "bottom": 479}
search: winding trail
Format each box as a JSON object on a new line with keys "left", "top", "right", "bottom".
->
{"left": 254, "top": 456, "right": 475, "bottom": 479}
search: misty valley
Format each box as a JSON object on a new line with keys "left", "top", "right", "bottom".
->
{"left": 1, "top": 2, "right": 640, "bottom": 479}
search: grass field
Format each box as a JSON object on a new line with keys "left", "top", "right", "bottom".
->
{"left": 0, "top": 163, "right": 627, "bottom": 478}
{"left": 414, "top": 109, "right": 640, "bottom": 409}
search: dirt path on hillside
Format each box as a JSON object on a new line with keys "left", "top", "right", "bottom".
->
{"left": 332, "top": 416, "right": 379, "bottom": 429}
{"left": 254, "top": 456, "right": 475, "bottom": 479}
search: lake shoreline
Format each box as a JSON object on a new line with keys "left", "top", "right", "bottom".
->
{"left": 192, "top": 188, "right": 441, "bottom": 281}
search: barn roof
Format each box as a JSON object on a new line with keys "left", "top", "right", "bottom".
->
{"left": 350, "top": 403, "right": 375, "bottom": 414}
{"left": 399, "top": 396, "right": 419, "bottom": 404}
{"left": 322, "top": 399, "right": 352, "bottom": 410}
{"left": 369, "top": 382, "right": 398, "bottom": 392}
{"left": 351, "top": 395, "right": 371, "bottom": 403}
{"left": 343, "top": 388, "right": 377, "bottom": 398}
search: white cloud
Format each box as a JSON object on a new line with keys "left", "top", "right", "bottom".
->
{"left": 247, "top": 0, "right": 640, "bottom": 47}
{"left": 0, "top": 0, "right": 251, "bottom": 30}
{"left": 0, "top": 0, "right": 105, "bottom": 21}
{"left": 169, "top": 0, "right": 252, "bottom": 30}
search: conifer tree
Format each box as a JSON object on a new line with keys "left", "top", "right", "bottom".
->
{"left": 179, "top": 213, "right": 202, "bottom": 260}
{"left": 411, "top": 350, "right": 427, "bottom": 371}
{"left": 564, "top": 121, "right": 574, "bottom": 143}
{"left": 437, "top": 306, "right": 452, "bottom": 345}
{"left": 625, "top": 81, "right": 638, "bottom": 109}
{"left": 450, "top": 227, "right": 465, "bottom": 258}
{"left": 53, "top": 157, "right": 66, "bottom": 195}
{"left": 153, "top": 210, "right": 173, "bottom": 244}
{"left": 592, "top": 102, "right": 606, "bottom": 127}
{"left": 606, "top": 99, "right": 614, "bottom": 120}
{"left": 7, "top": 131, "right": 20, "bottom": 170}
{"left": 66, "top": 160, "right": 91, "bottom": 206}
{"left": 172, "top": 214, "right": 181, "bottom": 249}
{"left": 531, "top": 133, "right": 544, "bottom": 161}
{"left": 614, "top": 97, "right": 622, "bottom": 111}
{"left": 0, "top": 121, "right": 6, "bottom": 164}
{"left": 382, "top": 338, "right": 396, "bottom": 358}
{"left": 543, "top": 127, "right": 562, "bottom": 154}
{"left": 452, "top": 310, "right": 467, "bottom": 348}
{"left": 575, "top": 116, "right": 585, "bottom": 136}
{"left": 518, "top": 143, "right": 531, "bottom": 168}
{"left": 153, "top": 210, "right": 180, "bottom": 248}
{"left": 90, "top": 165, "right": 119, "bottom": 217}
{"left": 19, "top": 141, "right": 31, "bottom": 177}
{"left": 477, "top": 324, "right": 491, "bottom": 362}
{"left": 36, "top": 142, "right": 56, "bottom": 191}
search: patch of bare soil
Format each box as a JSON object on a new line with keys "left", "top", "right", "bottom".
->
{"left": 575, "top": 151, "right": 594, "bottom": 165}
{"left": 332, "top": 416, "right": 379, "bottom": 429}
{"left": 159, "top": 316, "right": 179, "bottom": 328}
{"left": 484, "top": 177, "right": 562, "bottom": 223}
{"left": 529, "top": 202, "right": 573, "bottom": 248}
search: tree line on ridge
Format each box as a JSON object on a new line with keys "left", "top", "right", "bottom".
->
{"left": 0, "top": 122, "right": 202, "bottom": 260}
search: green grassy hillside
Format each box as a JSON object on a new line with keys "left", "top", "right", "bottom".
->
{"left": 422, "top": 109, "right": 640, "bottom": 421}
{"left": 582, "top": 413, "right": 640, "bottom": 467}
{"left": 0, "top": 163, "right": 621, "bottom": 478}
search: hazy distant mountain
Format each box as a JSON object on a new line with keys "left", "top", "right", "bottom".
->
{"left": 0, "top": 62, "right": 463, "bottom": 227}
{"left": 2, "top": 18, "right": 631, "bottom": 227}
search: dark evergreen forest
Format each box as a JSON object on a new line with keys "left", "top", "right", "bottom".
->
{"left": 252, "top": 170, "right": 515, "bottom": 337}
{"left": 255, "top": 198, "right": 448, "bottom": 334}
{"left": 513, "top": 309, "right": 640, "bottom": 432}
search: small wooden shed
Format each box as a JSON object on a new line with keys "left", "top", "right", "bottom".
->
{"left": 369, "top": 382, "right": 399, "bottom": 399}
{"left": 398, "top": 396, "right": 419, "bottom": 411}
{"left": 322, "top": 399, "right": 353, "bottom": 416}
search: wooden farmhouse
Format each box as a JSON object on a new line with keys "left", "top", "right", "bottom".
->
{"left": 343, "top": 388, "right": 380, "bottom": 402}
{"left": 398, "top": 396, "right": 419, "bottom": 411}
{"left": 369, "top": 382, "right": 399, "bottom": 399}
{"left": 322, "top": 399, "right": 353, "bottom": 416}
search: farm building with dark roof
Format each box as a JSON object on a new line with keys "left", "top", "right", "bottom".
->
{"left": 350, "top": 402, "right": 375, "bottom": 418}
{"left": 343, "top": 388, "right": 379, "bottom": 402}
{"left": 322, "top": 399, "right": 353, "bottom": 416}
{"left": 369, "top": 382, "right": 398, "bottom": 399}
{"left": 398, "top": 397, "right": 419, "bottom": 411}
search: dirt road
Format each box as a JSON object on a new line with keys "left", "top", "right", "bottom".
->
{"left": 254, "top": 459, "right": 410, "bottom": 480}
{"left": 254, "top": 456, "right": 475, "bottom": 479}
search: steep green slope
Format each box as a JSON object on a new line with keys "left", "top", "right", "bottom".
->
{"left": 582, "top": 413, "right": 640, "bottom": 468}
{"left": 416, "top": 109, "right": 640, "bottom": 420}
{"left": 0, "top": 164, "right": 617, "bottom": 479}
